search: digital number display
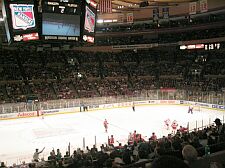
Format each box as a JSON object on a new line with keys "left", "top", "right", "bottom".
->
{"left": 43, "top": 0, "right": 81, "bottom": 15}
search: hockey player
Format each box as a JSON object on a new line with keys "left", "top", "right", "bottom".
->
{"left": 108, "top": 135, "right": 114, "bottom": 146}
{"left": 164, "top": 118, "right": 171, "bottom": 130}
{"left": 171, "top": 120, "right": 178, "bottom": 135}
{"left": 179, "top": 126, "right": 188, "bottom": 135}
{"left": 37, "top": 108, "right": 44, "bottom": 119}
{"left": 104, "top": 119, "right": 108, "bottom": 133}
{"left": 133, "top": 130, "right": 137, "bottom": 143}
{"left": 132, "top": 102, "right": 135, "bottom": 112}
{"left": 150, "top": 132, "right": 157, "bottom": 141}
{"left": 128, "top": 132, "right": 134, "bottom": 145}
{"left": 188, "top": 105, "right": 193, "bottom": 114}
{"left": 41, "top": 110, "right": 44, "bottom": 119}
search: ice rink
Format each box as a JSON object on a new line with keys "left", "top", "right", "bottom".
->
{"left": 0, "top": 105, "right": 224, "bottom": 165}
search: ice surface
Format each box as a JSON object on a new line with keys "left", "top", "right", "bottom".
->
{"left": 0, "top": 105, "right": 224, "bottom": 165}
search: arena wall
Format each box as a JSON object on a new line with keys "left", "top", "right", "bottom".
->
{"left": 0, "top": 100, "right": 224, "bottom": 120}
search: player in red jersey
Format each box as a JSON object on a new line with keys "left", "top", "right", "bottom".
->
{"left": 133, "top": 130, "right": 137, "bottom": 142}
{"left": 179, "top": 126, "right": 188, "bottom": 134}
{"left": 150, "top": 132, "right": 157, "bottom": 141}
{"left": 104, "top": 119, "right": 108, "bottom": 133}
{"left": 171, "top": 120, "right": 178, "bottom": 135}
{"left": 108, "top": 135, "right": 114, "bottom": 146}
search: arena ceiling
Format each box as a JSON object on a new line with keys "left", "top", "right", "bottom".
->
{"left": 97, "top": 0, "right": 197, "bottom": 12}
{"left": 0, "top": 0, "right": 196, "bottom": 13}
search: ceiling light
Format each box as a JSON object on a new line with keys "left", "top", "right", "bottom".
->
{"left": 97, "top": 19, "right": 103, "bottom": 24}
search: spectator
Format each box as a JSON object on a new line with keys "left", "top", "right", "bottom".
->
{"left": 20, "top": 161, "right": 28, "bottom": 168}
{"left": 33, "top": 147, "right": 45, "bottom": 162}
{"left": 182, "top": 144, "right": 210, "bottom": 168}
{"left": 151, "top": 155, "right": 189, "bottom": 168}
{"left": 56, "top": 149, "right": 62, "bottom": 162}
{"left": 0, "top": 162, "right": 7, "bottom": 168}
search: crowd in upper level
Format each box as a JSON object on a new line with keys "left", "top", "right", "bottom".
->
{"left": 0, "top": 48, "right": 225, "bottom": 104}
{"left": 96, "top": 12, "right": 225, "bottom": 33}
{"left": 95, "top": 11, "right": 225, "bottom": 46}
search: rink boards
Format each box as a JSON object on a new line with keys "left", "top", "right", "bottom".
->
{"left": 0, "top": 100, "right": 224, "bottom": 120}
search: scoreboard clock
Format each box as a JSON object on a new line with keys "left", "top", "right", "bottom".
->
{"left": 43, "top": 0, "right": 81, "bottom": 15}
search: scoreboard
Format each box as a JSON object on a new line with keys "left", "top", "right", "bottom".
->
{"left": 42, "top": 0, "right": 80, "bottom": 15}
{"left": 2, "top": 0, "right": 97, "bottom": 44}
{"left": 42, "top": 0, "right": 81, "bottom": 41}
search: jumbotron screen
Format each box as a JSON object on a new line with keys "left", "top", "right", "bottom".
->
{"left": 42, "top": 13, "right": 80, "bottom": 36}
{"left": 42, "top": 0, "right": 81, "bottom": 41}
{"left": 2, "top": 0, "right": 39, "bottom": 43}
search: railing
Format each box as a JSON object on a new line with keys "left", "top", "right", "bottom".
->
{"left": 0, "top": 89, "right": 225, "bottom": 114}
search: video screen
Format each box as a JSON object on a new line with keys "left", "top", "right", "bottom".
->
{"left": 42, "top": 13, "right": 80, "bottom": 36}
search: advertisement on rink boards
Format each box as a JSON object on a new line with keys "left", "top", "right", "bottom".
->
{"left": 17, "top": 111, "right": 37, "bottom": 117}
{"left": 0, "top": 107, "right": 80, "bottom": 120}
{"left": 184, "top": 101, "right": 210, "bottom": 108}
{"left": 0, "top": 113, "right": 18, "bottom": 119}
{"left": 212, "top": 104, "right": 225, "bottom": 110}
{"left": 98, "top": 100, "right": 181, "bottom": 110}
{"left": 1, "top": 100, "right": 225, "bottom": 120}
{"left": 159, "top": 100, "right": 179, "bottom": 104}
{"left": 147, "top": 100, "right": 180, "bottom": 105}
{"left": 183, "top": 101, "right": 225, "bottom": 111}
{"left": 42, "top": 107, "right": 80, "bottom": 115}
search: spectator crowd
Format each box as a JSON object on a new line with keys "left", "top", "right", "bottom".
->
{"left": 1, "top": 7, "right": 225, "bottom": 168}
{"left": 0, "top": 49, "right": 225, "bottom": 104}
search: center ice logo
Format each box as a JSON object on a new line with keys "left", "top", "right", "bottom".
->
{"left": 10, "top": 4, "right": 36, "bottom": 30}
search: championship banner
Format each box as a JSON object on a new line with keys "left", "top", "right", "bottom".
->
{"left": 189, "top": 2, "right": 197, "bottom": 15}
{"left": 162, "top": 7, "right": 169, "bottom": 19}
{"left": 126, "top": 13, "right": 133, "bottom": 23}
{"left": 10, "top": 4, "right": 36, "bottom": 30}
{"left": 153, "top": 8, "right": 159, "bottom": 21}
{"left": 200, "top": 0, "right": 208, "bottom": 13}
{"left": 99, "top": 0, "right": 112, "bottom": 13}
{"left": 84, "top": 6, "right": 95, "bottom": 33}
{"left": 118, "top": 13, "right": 124, "bottom": 23}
